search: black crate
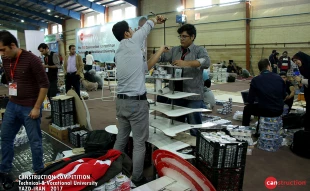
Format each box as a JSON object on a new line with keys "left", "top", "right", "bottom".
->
{"left": 196, "top": 130, "right": 248, "bottom": 169}
{"left": 197, "top": 159, "right": 244, "bottom": 191}
{"left": 51, "top": 97, "right": 74, "bottom": 113}
{"left": 125, "top": 137, "right": 153, "bottom": 167}
{"left": 52, "top": 112, "right": 76, "bottom": 127}
{"left": 68, "top": 127, "right": 89, "bottom": 147}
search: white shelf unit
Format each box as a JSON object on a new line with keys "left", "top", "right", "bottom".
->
{"left": 157, "top": 64, "right": 191, "bottom": 68}
{"left": 146, "top": 76, "right": 193, "bottom": 81}
{"left": 150, "top": 102, "right": 211, "bottom": 117}
{"left": 147, "top": 88, "right": 199, "bottom": 99}
{"left": 148, "top": 65, "right": 212, "bottom": 138}
{"left": 105, "top": 125, "right": 195, "bottom": 159}
{"left": 149, "top": 116, "right": 216, "bottom": 137}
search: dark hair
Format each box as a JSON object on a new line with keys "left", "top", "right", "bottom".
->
{"left": 279, "top": 71, "right": 287, "bottom": 76}
{"left": 292, "top": 51, "right": 310, "bottom": 66}
{"left": 89, "top": 51, "right": 91, "bottom": 54}
{"left": 283, "top": 51, "right": 288, "bottom": 54}
{"left": 204, "top": 79, "right": 211, "bottom": 88}
{"left": 84, "top": 51, "right": 88, "bottom": 57}
{"left": 275, "top": 52, "right": 279, "bottom": 56}
{"left": 272, "top": 50, "right": 277, "bottom": 53}
{"left": 138, "top": 17, "right": 147, "bottom": 27}
{"left": 0, "top": 30, "right": 19, "bottom": 47}
{"left": 37, "top": 43, "right": 48, "bottom": 50}
{"left": 177, "top": 24, "right": 197, "bottom": 40}
{"left": 112, "top": 21, "right": 130, "bottom": 42}
{"left": 69, "top": 45, "right": 75, "bottom": 50}
{"left": 258, "top": 58, "right": 270, "bottom": 72}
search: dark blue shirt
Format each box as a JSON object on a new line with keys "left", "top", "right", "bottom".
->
{"left": 248, "top": 70, "right": 286, "bottom": 112}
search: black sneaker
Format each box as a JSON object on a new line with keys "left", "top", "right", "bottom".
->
{"left": 132, "top": 177, "right": 148, "bottom": 187}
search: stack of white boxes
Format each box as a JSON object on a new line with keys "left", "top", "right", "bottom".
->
{"left": 212, "top": 64, "right": 228, "bottom": 82}
{"left": 212, "top": 64, "right": 221, "bottom": 82}
{"left": 219, "top": 68, "right": 228, "bottom": 82}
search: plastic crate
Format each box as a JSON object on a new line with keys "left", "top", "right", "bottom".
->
{"left": 68, "top": 127, "right": 89, "bottom": 147}
{"left": 197, "top": 159, "right": 244, "bottom": 191}
{"left": 52, "top": 112, "right": 76, "bottom": 127}
{"left": 51, "top": 97, "right": 74, "bottom": 113}
{"left": 125, "top": 137, "right": 153, "bottom": 167}
{"left": 196, "top": 131, "right": 248, "bottom": 169}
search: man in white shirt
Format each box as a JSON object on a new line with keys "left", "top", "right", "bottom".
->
{"left": 112, "top": 15, "right": 165, "bottom": 186}
{"left": 85, "top": 51, "right": 94, "bottom": 71}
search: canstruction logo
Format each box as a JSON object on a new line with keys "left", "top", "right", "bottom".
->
{"left": 79, "top": 33, "right": 93, "bottom": 41}
{"left": 265, "top": 176, "right": 307, "bottom": 190}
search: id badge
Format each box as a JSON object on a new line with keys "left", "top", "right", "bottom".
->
{"left": 46, "top": 68, "right": 49, "bottom": 72}
{"left": 9, "top": 82, "right": 17, "bottom": 96}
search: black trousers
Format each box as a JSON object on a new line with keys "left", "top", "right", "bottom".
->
{"left": 85, "top": 65, "right": 92, "bottom": 72}
{"left": 242, "top": 104, "right": 283, "bottom": 127}
{"left": 65, "top": 72, "right": 81, "bottom": 97}
{"left": 48, "top": 78, "right": 58, "bottom": 101}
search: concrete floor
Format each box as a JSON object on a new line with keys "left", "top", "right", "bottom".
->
{"left": 0, "top": 79, "right": 309, "bottom": 191}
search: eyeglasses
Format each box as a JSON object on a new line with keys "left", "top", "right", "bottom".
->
{"left": 178, "top": 35, "right": 190, "bottom": 40}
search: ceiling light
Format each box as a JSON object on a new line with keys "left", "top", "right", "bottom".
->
{"left": 47, "top": 9, "right": 51, "bottom": 12}
{"left": 89, "top": 0, "right": 94, "bottom": 2}
{"left": 21, "top": 20, "right": 24, "bottom": 22}
{"left": 54, "top": 15, "right": 59, "bottom": 18}
{"left": 177, "top": 6, "right": 184, "bottom": 12}
{"left": 96, "top": 2, "right": 101, "bottom": 4}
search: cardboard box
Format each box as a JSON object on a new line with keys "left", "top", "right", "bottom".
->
{"left": 48, "top": 124, "right": 68, "bottom": 141}
{"left": 298, "top": 93, "right": 305, "bottom": 101}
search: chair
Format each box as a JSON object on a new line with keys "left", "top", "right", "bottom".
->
{"left": 101, "top": 69, "right": 117, "bottom": 101}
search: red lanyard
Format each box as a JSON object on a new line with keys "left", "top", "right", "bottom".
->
{"left": 181, "top": 49, "right": 188, "bottom": 60}
{"left": 10, "top": 50, "right": 22, "bottom": 81}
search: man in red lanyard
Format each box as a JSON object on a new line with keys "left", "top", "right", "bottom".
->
{"left": 159, "top": 24, "right": 210, "bottom": 136}
{"left": 0, "top": 31, "right": 49, "bottom": 183}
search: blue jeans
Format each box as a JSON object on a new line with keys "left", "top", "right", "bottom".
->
{"left": 0, "top": 101, "right": 44, "bottom": 173}
{"left": 169, "top": 99, "right": 204, "bottom": 136}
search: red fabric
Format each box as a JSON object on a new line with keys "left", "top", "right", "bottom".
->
{"left": 33, "top": 149, "right": 122, "bottom": 191}
{"left": 281, "top": 65, "right": 288, "bottom": 70}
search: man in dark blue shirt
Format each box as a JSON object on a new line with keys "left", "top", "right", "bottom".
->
{"left": 242, "top": 59, "right": 286, "bottom": 127}
{"left": 269, "top": 50, "right": 278, "bottom": 73}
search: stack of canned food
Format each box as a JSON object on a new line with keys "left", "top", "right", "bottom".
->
{"left": 152, "top": 66, "right": 172, "bottom": 79}
{"left": 258, "top": 116, "right": 283, "bottom": 152}
{"left": 217, "top": 98, "right": 233, "bottom": 115}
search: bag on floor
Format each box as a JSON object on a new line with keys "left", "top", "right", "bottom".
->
{"left": 227, "top": 76, "right": 236, "bottom": 82}
{"left": 282, "top": 112, "right": 306, "bottom": 129}
{"left": 84, "top": 130, "right": 115, "bottom": 153}
{"left": 290, "top": 130, "right": 310, "bottom": 159}
{"left": 82, "top": 79, "right": 98, "bottom": 91}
